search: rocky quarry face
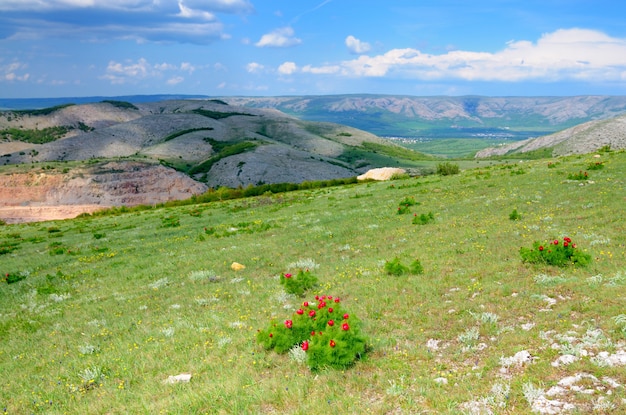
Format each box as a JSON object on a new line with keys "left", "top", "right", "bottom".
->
{"left": 0, "top": 161, "right": 207, "bottom": 223}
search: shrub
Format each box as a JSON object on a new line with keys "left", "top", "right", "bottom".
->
{"left": 436, "top": 162, "right": 460, "bottom": 176}
{"left": 409, "top": 259, "right": 424, "bottom": 275}
{"left": 520, "top": 237, "right": 591, "bottom": 267}
{"left": 280, "top": 270, "right": 318, "bottom": 297}
{"left": 384, "top": 257, "right": 409, "bottom": 276}
{"left": 4, "top": 272, "right": 27, "bottom": 284}
{"left": 257, "top": 295, "right": 367, "bottom": 371}
{"left": 587, "top": 161, "right": 604, "bottom": 170}
{"left": 412, "top": 212, "right": 435, "bottom": 225}
{"left": 567, "top": 171, "right": 588, "bottom": 180}
{"left": 509, "top": 209, "right": 522, "bottom": 221}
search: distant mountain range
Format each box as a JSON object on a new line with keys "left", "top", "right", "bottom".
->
{"left": 4, "top": 94, "right": 626, "bottom": 141}
{"left": 222, "top": 95, "right": 626, "bottom": 140}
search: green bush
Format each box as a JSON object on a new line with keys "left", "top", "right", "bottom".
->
{"left": 280, "top": 270, "right": 318, "bottom": 297}
{"left": 257, "top": 295, "right": 367, "bottom": 370}
{"left": 587, "top": 161, "right": 604, "bottom": 170}
{"left": 567, "top": 171, "right": 588, "bottom": 180}
{"left": 436, "top": 162, "right": 460, "bottom": 176}
{"left": 509, "top": 209, "right": 522, "bottom": 221}
{"left": 4, "top": 272, "right": 27, "bottom": 284}
{"left": 520, "top": 237, "right": 591, "bottom": 267}
{"left": 412, "top": 212, "right": 435, "bottom": 225}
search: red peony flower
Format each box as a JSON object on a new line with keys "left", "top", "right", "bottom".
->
{"left": 301, "top": 340, "right": 309, "bottom": 351}
{"left": 309, "top": 310, "right": 316, "bottom": 317}
{"left": 329, "top": 340, "right": 336, "bottom": 348}
{"left": 572, "top": 244, "right": 577, "bottom": 248}
{"left": 334, "top": 298, "right": 340, "bottom": 303}
{"left": 539, "top": 246, "right": 544, "bottom": 251}
{"left": 269, "top": 333, "right": 273, "bottom": 337}
{"left": 563, "top": 241, "right": 569, "bottom": 247}
{"left": 284, "top": 273, "right": 292, "bottom": 278}
{"left": 303, "top": 301, "right": 309, "bottom": 307}
{"left": 284, "top": 320, "right": 293, "bottom": 329}
{"left": 564, "top": 237, "right": 572, "bottom": 243}
{"left": 328, "top": 307, "right": 333, "bottom": 313}
{"left": 317, "top": 301, "right": 326, "bottom": 309}
{"left": 342, "top": 323, "right": 349, "bottom": 331}
{"left": 343, "top": 313, "right": 349, "bottom": 319}
{"left": 328, "top": 320, "right": 334, "bottom": 326}
{"left": 311, "top": 331, "right": 316, "bottom": 336}
{"left": 553, "top": 239, "right": 559, "bottom": 245}
{"left": 315, "top": 295, "right": 320, "bottom": 300}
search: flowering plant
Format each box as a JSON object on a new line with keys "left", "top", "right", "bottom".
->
{"left": 280, "top": 269, "right": 318, "bottom": 297}
{"left": 397, "top": 196, "right": 417, "bottom": 214}
{"left": 567, "top": 171, "right": 589, "bottom": 180}
{"left": 520, "top": 237, "right": 591, "bottom": 267}
{"left": 257, "top": 295, "right": 367, "bottom": 370}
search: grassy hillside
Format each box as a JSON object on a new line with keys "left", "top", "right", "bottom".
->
{"left": 1, "top": 151, "right": 625, "bottom": 413}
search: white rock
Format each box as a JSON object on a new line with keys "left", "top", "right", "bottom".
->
{"left": 165, "top": 373, "right": 192, "bottom": 384}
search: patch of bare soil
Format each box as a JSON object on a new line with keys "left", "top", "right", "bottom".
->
{"left": 0, "top": 205, "right": 107, "bottom": 224}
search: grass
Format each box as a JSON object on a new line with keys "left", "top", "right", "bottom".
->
{"left": 1, "top": 151, "right": 625, "bottom": 413}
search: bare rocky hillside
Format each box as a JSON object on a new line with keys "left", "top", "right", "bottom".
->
{"left": 475, "top": 113, "right": 626, "bottom": 158}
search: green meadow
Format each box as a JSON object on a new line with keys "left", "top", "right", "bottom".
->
{"left": 1, "top": 152, "right": 625, "bottom": 414}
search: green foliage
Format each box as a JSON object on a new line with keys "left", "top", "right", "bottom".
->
{"left": 257, "top": 295, "right": 367, "bottom": 371}
{"left": 436, "top": 162, "right": 460, "bottom": 176}
{"left": 162, "top": 127, "right": 214, "bottom": 142}
{"left": 509, "top": 209, "right": 522, "bottom": 221}
{"left": 384, "top": 257, "right": 409, "bottom": 276}
{"left": 78, "top": 122, "right": 94, "bottom": 132}
{"left": 412, "top": 211, "right": 435, "bottom": 225}
{"left": 409, "top": 259, "right": 424, "bottom": 275}
{"left": 520, "top": 237, "right": 592, "bottom": 267}
{"left": 192, "top": 108, "right": 254, "bottom": 119}
{"left": 101, "top": 100, "right": 138, "bottom": 110}
{"left": 0, "top": 240, "right": 20, "bottom": 255}
{"left": 568, "top": 170, "right": 589, "bottom": 180}
{"left": 280, "top": 270, "right": 318, "bottom": 297}
{"left": 161, "top": 215, "right": 180, "bottom": 228}
{"left": 188, "top": 141, "right": 258, "bottom": 175}
{"left": 13, "top": 104, "right": 75, "bottom": 116}
{"left": 4, "top": 271, "right": 27, "bottom": 284}
{"left": 587, "top": 161, "right": 604, "bottom": 170}
{"left": 547, "top": 161, "right": 559, "bottom": 168}
{"left": 1, "top": 126, "right": 71, "bottom": 144}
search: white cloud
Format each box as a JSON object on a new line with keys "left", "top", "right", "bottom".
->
{"left": 246, "top": 62, "right": 264, "bottom": 73}
{"left": 177, "top": 1, "right": 216, "bottom": 21}
{"left": 303, "top": 28, "right": 626, "bottom": 83}
{"left": 167, "top": 76, "right": 184, "bottom": 85}
{"left": 101, "top": 57, "right": 197, "bottom": 84}
{"left": 278, "top": 61, "right": 297, "bottom": 75}
{"left": 255, "top": 27, "right": 301, "bottom": 48}
{"left": 345, "top": 35, "right": 371, "bottom": 54}
{"left": 1, "top": 61, "right": 30, "bottom": 82}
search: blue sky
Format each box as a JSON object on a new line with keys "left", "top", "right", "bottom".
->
{"left": 1, "top": 0, "right": 626, "bottom": 98}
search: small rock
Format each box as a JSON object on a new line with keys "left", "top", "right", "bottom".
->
{"left": 231, "top": 262, "right": 246, "bottom": 271}
{"left": 165, "top": 373, "right": 192, "bottom": 384}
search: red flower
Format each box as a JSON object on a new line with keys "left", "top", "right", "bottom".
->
{"left": 343, "top": 313, "right": 349, "bottom": 320}
{"left": 317, "top": 301, "right": 326, "bottom": 309}
{"left": 553, "top": 239, "right": 559, "bottom": 245}
{"left": 539, "top": 246, "right": 544, "bottom": 251}
{"left": 329, "top": 340, "right": 336, "bottom": 348}
{"left": 311, "top": 331, "right": 316, "bottom": 336}
{"left": 303, "top": 301, "right": 309, "bottom": 307}
{"left": 269, "top": 333, "right": 273, "bottom": 338}
{"left": 328, "top": 307, "right": 333, "bottom": 313}
{"left": 572, "top": 244, "right": 577, "bottom": 249}
{"left": 309, "top": 310, "right": 316, "bottom": 318}
{"left": 328, "top": 320, "right": 334, "bottom": 327}
{"left": 334, "top": 298, "right": 340, "bottom": 303}
{"left": 315, "top": 295, "right": 320, "bottom": 300}
{"left": 342, "top": 323, "right": 350, "bottom": 331}
{"left": 301, "top": 340, "right": 309, "bottom": 351}
{"left": 284, "top": 320, "right": 293, "bottom": 329}
{"left": 564, "top": 237, "right": 572, "bottom": 243}
{"left": 563, "top": 241, "right": 569, "bottom": 247}
{"left": 296, "top": 309, "right": 304, "bottom": 315}
{"left": 284, "top": 273, "right": 292, "bottom": 278}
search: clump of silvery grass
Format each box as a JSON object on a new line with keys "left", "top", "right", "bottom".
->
{"left": 288, "top": 344, "right": 307, "bottom": 365}
{"left": 287, "top": 258, "right": 319, "bottom": 270}
{"left": 188, "top": 269, "right": 220, "bottom": 282}
{"left": 533, "top": 273, "right": 567, "bottom": 285}
{"left": 78, "top": 344, "right": 99, "bottom": 355}
{"left": 148, "top": 277, "right": 170, "bottom": 290}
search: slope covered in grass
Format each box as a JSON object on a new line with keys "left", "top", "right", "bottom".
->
{"left": 1, "top": 151, "right": 625, "bottom": 414}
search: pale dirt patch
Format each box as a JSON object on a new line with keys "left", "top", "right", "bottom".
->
{"left": 0, "top": 205, "right": 107, "bottom": 223}
{"left": 357, "top": 167, "right": 406, "bottom": 181}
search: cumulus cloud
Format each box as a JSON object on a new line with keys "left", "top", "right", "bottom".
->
{"left": 278, "top": 61, "right": 297, "bottom": 75}
{"left": 246, "top": 62, "right": 265, "bottom": 73}
{"left": 177, "top": 1, "right": 216, "bottom": 21}
{"left": 304, "top": 28, "right": 626, "bottom": 83}
{"left": 1, "top": 61, "right": 30, "bottom": 82}
{"left": 256, "top": 27, "right": 301, "bottom": 48}
{"left": 101, "top": 58, "right": 196, "bottom": 84}
{"left": 345, "top": 35, "right": 371, "bottom": 54}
